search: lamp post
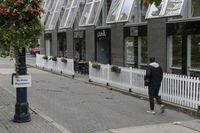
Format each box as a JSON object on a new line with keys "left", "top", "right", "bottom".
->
{"left": 14, "top": 47, "right": 31, "bottom": 122}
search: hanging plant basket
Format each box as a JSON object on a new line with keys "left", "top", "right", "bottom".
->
{"left": 111, "top": 65, "right": 121, "bottom": 73}
{"left": 92, "top": 62, "right": 101, "bottom": 70}
{"left": 61, "top": 57, "right": 68, "bottom": 63}
{"left": 43, "top": 55, "right": 48, "bottom": 60}
{"left": 141, "top": 0, "right": 161, "bottom": 6}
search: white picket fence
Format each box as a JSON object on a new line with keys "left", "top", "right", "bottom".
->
{"left": 89, "top": 62, "right": 200, "bottom": 110}
{"left": 36, "top": 54, "right": 74, "bottom": 76}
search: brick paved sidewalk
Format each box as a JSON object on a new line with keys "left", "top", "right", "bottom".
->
{"left": 0, "top": 86, "right": 67, "bottom": 133}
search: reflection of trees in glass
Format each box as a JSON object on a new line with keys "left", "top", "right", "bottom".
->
{"left": 119, "top": 0, "right": 134, "bottom": 21}
{"left": 88, "top": 2, "right": 100, "bottom": 24}
{"left": 60, "top": 10, "right": 69, "bottom": 27}
{"left": 191, "top": 35, "right": 200, "bottom": 69}
{"left": 108, "top": 0, "right": 121, "bottom": 21}
{"left": 141, "top": 36, "right": 147, "bottom": 64}
{"left": 165, "top": 1, "right": 182, "bottom": 16}
{"left": 141, "top": 4, "right": 148, "bottom": 22}
{"left": 191, "top": 0, "right": 200, "bottom": 17}
{"left": 80, "top": 4, "right": 91, "bottom": 25}
{"left": 172, "top": 35, "right": 182, "bottom": 67}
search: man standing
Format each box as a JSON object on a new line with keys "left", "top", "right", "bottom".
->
{"left": 144, "top": 57, "right": 165, "bottom": 114}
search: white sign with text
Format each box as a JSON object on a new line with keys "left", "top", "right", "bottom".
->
{"left": 13, "top": 75, "right": 31, "bottom": 88}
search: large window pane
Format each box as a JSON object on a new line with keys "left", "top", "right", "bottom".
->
{"left": 145, "top": 0, "right": 165, "bottom": 19}
{"left": 66, "top": 8, "right": 76, "bottom": 27}
{"left": 140, "top": 4, "right": 148, "bottom": 22}
{"left": 172, "top": 35, "right": 182, "bottom": 67}
{"left": 88, "top": 2, "right": 100, "bottom": 25}
{"left": 141, "top": 36, "right": 147, "bottom": 64}
{"left": 191, "top": 0, "right": 200, "bottom": 17}
{"left": 164, "top": 0, "right": 184, "bottom": 17}
{"left": 106, "top": 0, "right": 122, "bottom": 23}
{"left": 125, "top": 37, "right": 134, "bottom": 65}
{"left": 60, "top": 10, "right": 69, "bottom": 28}
{"left": 67, "top": 0, "right": 73, "bottom": 8}
{"left": 191, "top": 35, "right": 200, "bottom": 69}
{"left": 41, "top": 0, "right": 53, "bottom": 24}
{"left": 59, "top": 0, "right": 81, "bottom": 29}
{"left": 118, "top": 0, "right": 134, "bottom": 22}
{"left": 79, "top": 0, "right": 104, "bottom": 26}
{"left": 80, "top": 4, "right": 92, "bottom": 25}
{"left": 47, "top": 0, "right": 64, "bottom": 30}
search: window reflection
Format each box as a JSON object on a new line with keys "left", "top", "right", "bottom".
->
{"left": 80, "top": 4, "right": 92, "bottom": 25}
{"left": 191, "top": 35, "right": 200, "bottom": 69}
{"left": 125, "top": 37, "right": 135, "bottom": 66}
{"left": 107, "top": 0, "right": 122, "bottom": 22}
{"left": 141, "top": 36, "right": 147, "bottom": 64}
{"left": 172, "top": 35, "right": 182, "bottom": 67}
{"left": 118, "top": 0, "right": 134, "bottom": 21}
{"left": 191, "top": 0, "right": 200, "bottom": 17}
{"left": 88, "top": 2, "right": 100, "bottom": 25}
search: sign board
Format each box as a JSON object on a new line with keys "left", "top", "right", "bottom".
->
{"left": 13, "top": 75, "right": 31, "bottom": 88}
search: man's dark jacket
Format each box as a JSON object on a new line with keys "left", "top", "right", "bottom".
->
{"left": 144, "top": 62, "right": 163, "bottom": 88}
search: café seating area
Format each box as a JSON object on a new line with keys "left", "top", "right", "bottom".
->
{"left": 74, "top": 60, "right": 89, "bottom": 74}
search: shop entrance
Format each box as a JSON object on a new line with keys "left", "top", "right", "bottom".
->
{"left": 73, "top": 31, "right": 86, "bottom": 61}
{"left": 57, "top": 33, "right": 67, "bottom": 57}
{"left": 95, "top": 29, "right": 111, "bottom": 64}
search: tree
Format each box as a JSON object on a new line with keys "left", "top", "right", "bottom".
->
{"left": 0, "top": 0, "right": 44, "bottom": 122}
{"left": 0, "top": 0, "right": 44, "bottom": 60}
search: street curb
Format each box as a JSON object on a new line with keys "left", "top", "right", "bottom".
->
{"left": 0, "top": 83, "right": 72, "bottom": 133}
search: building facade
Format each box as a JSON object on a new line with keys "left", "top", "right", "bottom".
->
{"left": 40, "top": 0, "right": 200, "bottom": 77}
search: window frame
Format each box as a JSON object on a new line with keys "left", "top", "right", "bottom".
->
{"left": 59, "top": 0, "right": 81, "bottom": 29}
{"left": 79, "top": 0, "right": 104, "bottom": 27}
{"left": 46, "top": 0, "right": 64, "bottom": 30}
{"left": 106, "top": 0, "right": 136, "bottom": 24}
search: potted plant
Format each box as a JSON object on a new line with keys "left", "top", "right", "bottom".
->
{"left": 111, "top": 65, "right": 121, "bottom": 73}
{"left": 43, "top": 55, "right": 48, "bottom": 60}
{"left": 92, "top": 62, "right": 101, "bottom": 70}
{"left": 51, "top": 56, "right": 57, "bottom": 62}
{"left": 61, "top": 57, "right": 67, "bottom": 63}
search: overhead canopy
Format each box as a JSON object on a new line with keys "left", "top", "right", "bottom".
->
{"left": 45, "top": 0, "right": 65, "bottom": 30}
{"left": 106, "top": 0, "right": 136, "bottom": 24}
{"left": 79, "top": 0, "right": 104, "bottom": 27}
{"left": 59, "top": 0, "right": 81, "bottom": 29}
{"left": 145, "top": 0, "right": 186, "bottom": 19}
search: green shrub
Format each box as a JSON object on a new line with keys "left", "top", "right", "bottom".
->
{"left": 111, "top": 65, "right": 121, "bottom": 73}
{"left": 61, "top": 57, "right": 67, "bottom": 63}
{"left": 43, "top": 55, "right": 48, "bottom": 60}
{"left": 92, "top": 62, "right": 101, "bottom": 70}
{"left": 51, "top": 56, "right": 57, "bottom": 61}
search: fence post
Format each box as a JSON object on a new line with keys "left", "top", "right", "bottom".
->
{"left": 106, "top": 64, "right": 110, "bottom": 86}
{"left": 129, "top": 67, "right": 132, "bottom": 92}
{"left": 89, "top": 61, "right": 91, "bottom": 82}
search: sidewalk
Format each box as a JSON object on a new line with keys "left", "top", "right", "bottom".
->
{"left": 109, "top": 120, "right": 200, "bottom": 133}
{"left": 0, "top": 86, "right": 68, "bottom": 133}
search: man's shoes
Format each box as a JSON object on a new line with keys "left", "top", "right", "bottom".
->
{"left": 147, "top": 110, "right": 156, "bottom": 115}
{"left": 160, "top": 104, "right": 165, "bottom": 113}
